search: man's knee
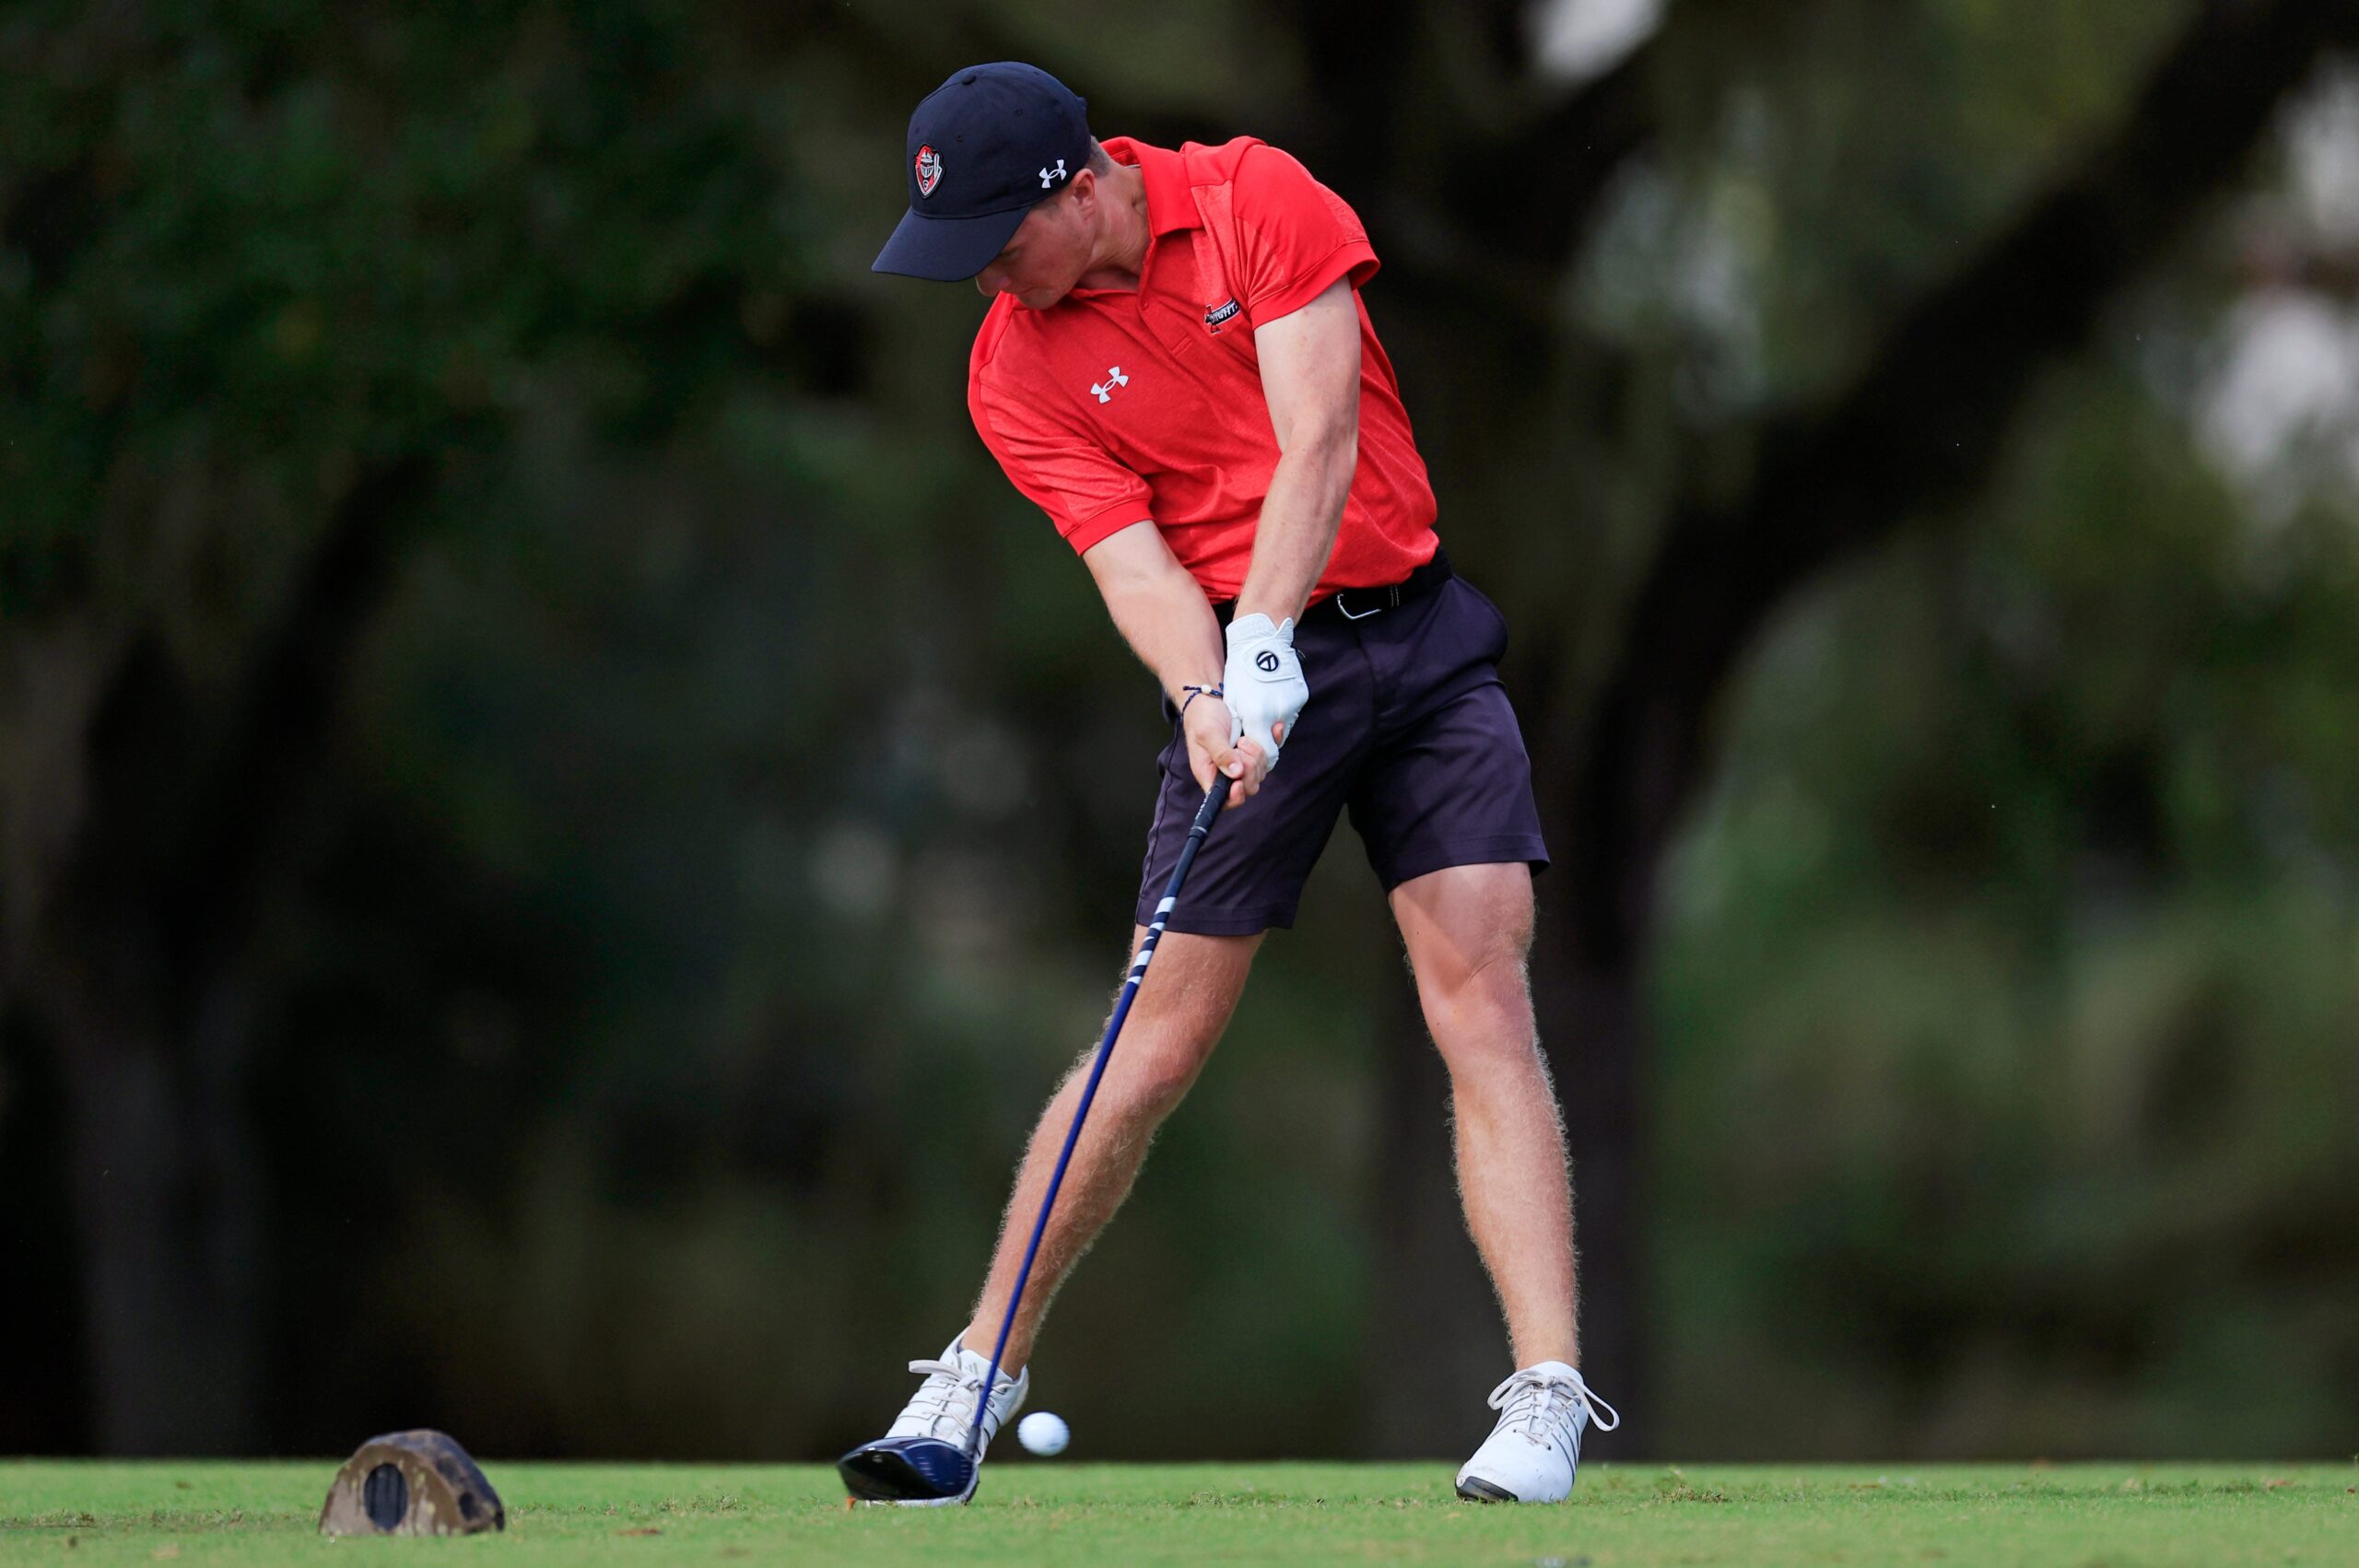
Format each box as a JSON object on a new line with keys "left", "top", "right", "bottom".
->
{"left": 1102, "top": 1036, "right": 1214, "bottom": 1118}
{"left": 1408, "top": 907, "right": 1532, "bottom": 1020}
{"left": 1417, "top": 946, "right": 1538, "bottom": 1071}
{"left": 1419, "top": 921, "right": 1532, "bottom": 1003}
{"left": 1393, "top": 868, "right": 1538, "bottom": 1067}
{"left": 1098, "top": 929, "right": 1258, "bottom": 1113}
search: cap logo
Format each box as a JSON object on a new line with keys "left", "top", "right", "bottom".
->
{"left": 1039, "top": 158, "right": 1067, "bottom": 190}
{"left": 915, "top": 146, "right": 943, "bottom": 198}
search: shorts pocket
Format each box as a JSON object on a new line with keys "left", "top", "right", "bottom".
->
{"left": 1457, "top": 579, "right": 1511, "bottom": 661}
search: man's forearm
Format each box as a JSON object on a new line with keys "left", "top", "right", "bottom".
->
{"left": 1233, "top": 432, "right": 1356, "bottom": 624}
{"left": 1102, "top": 566, "right": 1226, "bottom": 708}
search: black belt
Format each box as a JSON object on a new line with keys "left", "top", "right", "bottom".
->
{"left": 1214, "top": 546, "right": 1453, "bottom": 627}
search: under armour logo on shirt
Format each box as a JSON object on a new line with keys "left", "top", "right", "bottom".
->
{"left": 1039, "top": 158, "right": 1067, "bottom": 189}
{"left": 1090, "top": 367, "right": 1129, "bottom": 404}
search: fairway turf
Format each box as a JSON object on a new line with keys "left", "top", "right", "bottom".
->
{"left": 4, "top": 1460, "right": 2353, "bottom": 1566}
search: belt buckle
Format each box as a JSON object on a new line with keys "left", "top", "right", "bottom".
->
{"left": 1334, "top": 582, "right": 1400, "bottom": 622}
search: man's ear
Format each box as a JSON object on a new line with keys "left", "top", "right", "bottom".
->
{"left": 1066, "top": 166, "right": 1097, "bottom": 216}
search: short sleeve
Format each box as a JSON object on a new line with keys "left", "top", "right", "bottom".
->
{"left": 1231, "top": 145, "right": 1380, "bottom": 331}
{"left": 969, "top": 371, "right": 1153, "bottom": 554}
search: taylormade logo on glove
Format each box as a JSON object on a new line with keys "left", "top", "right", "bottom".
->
{"left": 1223, "top": 614, "right": 1309, "bottom": 773}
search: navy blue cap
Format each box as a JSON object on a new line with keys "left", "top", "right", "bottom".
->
{"left": 873, "top": 63, "right": 1094, "bottom": 282}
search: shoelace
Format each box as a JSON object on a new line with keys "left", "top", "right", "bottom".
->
{"left": 1485, "top": 1368, "right": 1622, "bottom": 1447}
{"left": 904, "top": 1357, "right": 995, "bottom": 1442}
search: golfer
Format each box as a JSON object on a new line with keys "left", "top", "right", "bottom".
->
{"left": 843, "top": 62, "right": 1617, "bottom": 1504}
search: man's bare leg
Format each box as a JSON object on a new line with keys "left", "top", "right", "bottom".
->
{"left": 961, "top": 928, "right": 1261, "bottom": 1372}
{"left": 1390, "top": 862, "right": 1578, "bottom": 1368}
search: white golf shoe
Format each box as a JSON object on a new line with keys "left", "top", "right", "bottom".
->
{"left": 1454, "top": 1361, "right": 1620, "bottom": 1503}
{"left": 890, "top": 1338, "right": 1029, "bottom": 1447}
{"left": 836, "top": 1338, "right": 1028, "bottom": 1506}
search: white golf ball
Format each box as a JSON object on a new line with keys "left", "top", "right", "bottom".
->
{"left": 1016, "top": 1410, "right": 1070, "bottom": 1457}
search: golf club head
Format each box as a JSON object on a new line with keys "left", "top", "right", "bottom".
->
{"left": 837, "top": 1436, "right": 980, "bottom": 1505}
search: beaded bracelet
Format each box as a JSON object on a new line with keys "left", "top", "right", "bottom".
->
{"left": 1180, "top": 683, "right": 1223, "bottom": 718}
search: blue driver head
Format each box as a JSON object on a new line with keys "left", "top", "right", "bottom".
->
{"left": 837, "top": 1436, "right": 980, "bottom": 1505}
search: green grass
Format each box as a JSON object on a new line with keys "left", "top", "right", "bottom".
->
{"left": 4, "top": 1460, "right": 2354, "bottom": 1565}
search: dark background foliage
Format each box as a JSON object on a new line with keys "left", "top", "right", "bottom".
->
{"left": 6, "top": 0, "right": 2357, "bottom": 1460}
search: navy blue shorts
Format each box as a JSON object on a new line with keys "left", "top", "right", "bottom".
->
{"left": 1135, "top": 573, "right": 1549, "bottom": 936}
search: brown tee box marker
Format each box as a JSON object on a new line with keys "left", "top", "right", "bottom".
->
{"left": 319, "top": 1430, "right": 505, "bottom": 1537}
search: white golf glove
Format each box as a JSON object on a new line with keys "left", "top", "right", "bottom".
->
{"left": 1223, "top": 613, "right": 1309, "bottom": 772}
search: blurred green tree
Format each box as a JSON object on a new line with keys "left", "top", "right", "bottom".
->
{"left": 4, "top": 0, "right": 2357, "bottom": 1462}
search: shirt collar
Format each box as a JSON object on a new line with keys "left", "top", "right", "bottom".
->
{"left": 1101, "top": 136, "right": 1201, "bottom": 237}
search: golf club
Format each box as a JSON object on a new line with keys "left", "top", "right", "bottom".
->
{"left": 838, "top": 771, "right": 1235, "bottom": 1504}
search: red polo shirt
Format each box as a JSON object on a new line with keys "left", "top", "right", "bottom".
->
{"left": 967, "top": 135, "right": 1439, "bottom": 603}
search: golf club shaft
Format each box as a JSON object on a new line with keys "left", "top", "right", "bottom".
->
{"left": 968, "top": 772, "right": 1235, "bottom": 1456}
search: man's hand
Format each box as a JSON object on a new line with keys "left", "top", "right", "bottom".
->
{"left": 1181, "top": 690, "right": 1268, "bottom": 807}
{"left": 1223, "top": 613, "right": 1308, "bottom": 772}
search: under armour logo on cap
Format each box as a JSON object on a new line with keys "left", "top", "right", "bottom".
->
{"left": 1039, "top": 158, "right": 1067, "bottom": 189}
